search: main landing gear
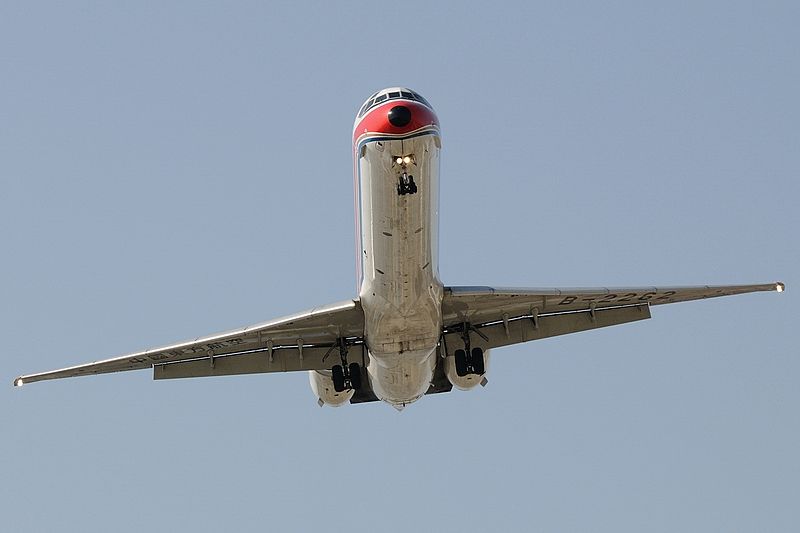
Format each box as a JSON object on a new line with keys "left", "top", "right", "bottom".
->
{"left": 328, "top": 338, "right": 362, "bottom": 393}
{"left": 453, "top": 323, "right": 486, "bottom": 377}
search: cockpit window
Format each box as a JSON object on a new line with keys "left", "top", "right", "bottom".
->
{"left": 358, "top": 89, "right": 433, "bottom": 119}
{"left": 410, "top": 91, "right": 432, "bottom": 108}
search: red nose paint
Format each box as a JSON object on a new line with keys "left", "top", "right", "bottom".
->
{"left": 353, "top": 100, "right": 439, "bottom": 145}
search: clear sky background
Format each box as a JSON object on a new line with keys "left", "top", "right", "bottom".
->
{"left": 1, "top": 2, "right": 797, "bottom": 532}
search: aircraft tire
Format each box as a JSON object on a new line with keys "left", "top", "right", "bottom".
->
{"left": 471, "top": 347, "right": 485, "bottom": 375}
{"left": 332, "top": 364, "right": 345, "bottom": 392}
{"left": 348, "top": 362, "right": 362, "bottom": 390}
{"left": 454, "top": 349, "right": 468, "bottom": 377}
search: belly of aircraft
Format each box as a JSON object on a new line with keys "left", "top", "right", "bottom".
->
{"left": 356, "top": 131, "right": 443, "bottom": 406}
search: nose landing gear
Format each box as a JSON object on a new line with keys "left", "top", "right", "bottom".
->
{"left": 393, "top": 154, "right": 418, "bottom": 196}
{"left": 397, "top": 171, "right": 417, "bottom": 196}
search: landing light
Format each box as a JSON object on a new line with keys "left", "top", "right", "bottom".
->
{"left": 776, "top": 282, "right": 785, "bottom": 293}
{"left": 403, "top": 156, "right": 411, "bottom": 164}
{"left": 395, "top": 157, "right": 403, "bottom": 164}
{"left": 14, "top": 378, "right": 23, "bottom": 387}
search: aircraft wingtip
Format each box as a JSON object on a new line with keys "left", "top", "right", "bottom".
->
{"left": 776, "top": 282, "right": 785, "bottom": 293}
{"left": 13, "top": 377, "right": 23, "bottom": 387}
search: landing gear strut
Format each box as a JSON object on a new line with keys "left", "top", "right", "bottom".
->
{"left": 329, "top": 338, "right": 362, "bottom": 392}
{"left": 397, "top": 171, "right": 417, "bottom": 196}
{"left": 453, "top": 323, "right": 486, "bottom": 377}
{"left": 394, "top": 153, "right": 418, "bottom": 196}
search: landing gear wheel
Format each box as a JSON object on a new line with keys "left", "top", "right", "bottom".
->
{"left": 332, "top": 364, "right": 345, "bottom": 392}
{"left": 397, "top": 173, "right": 418, "bottom": 196}
{"left": 454, "top": 349, "right": 469, "bottom": 377}
{"left": 471, "top": 347, "right": 485, "bottom": 375}
{"left": 348, "top": 362, "right": 362, "bottom": 390}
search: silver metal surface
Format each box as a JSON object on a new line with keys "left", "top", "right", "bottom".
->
{"left": 15, "top": 299, "right": 364, "bottom": 385}
{"left": 356, "top": 129, "right": 443, "bottom": 405}
{"left": 155, "top": 345, "right": 368, "bottom": 380}
{"left": 442, "top": 283, "right": 783, "bottom": 328}
{"left": 441, "top": 303, "right": 652, "bottom": 352}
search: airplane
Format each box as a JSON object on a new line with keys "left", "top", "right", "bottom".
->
{"left": 14, "top": 87, "right": 785, "bottom": 409}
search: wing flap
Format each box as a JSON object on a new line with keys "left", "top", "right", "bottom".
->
{"left": 154, "top": 343, "right": 369, "bottom": 380}
{"left": 443, "top": 303, "right": 651, "bottom": 351}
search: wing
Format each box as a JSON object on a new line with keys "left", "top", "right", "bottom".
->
{"left": 14, "top": 299, "right": 364, "bottom": 386}
{"left": 441, "top": 282, "right": 784, "bottom": 351}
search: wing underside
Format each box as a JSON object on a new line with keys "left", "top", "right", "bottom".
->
{"left": 14, "top": 282, "right": 783, "bottom": 387}
{"left": 441, "top": 282, "right": 784, "bottom": 351}
{"left": 14, "top": 300, "right": 365, "bottom": 386}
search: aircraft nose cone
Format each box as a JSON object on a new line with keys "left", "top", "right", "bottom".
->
{"left": 388, "top": 105, "right": 412, "bottom": 127}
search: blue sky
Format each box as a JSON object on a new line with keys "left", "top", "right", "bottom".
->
{"left": 1, "top": 2, "right": 797, "bottom": 531}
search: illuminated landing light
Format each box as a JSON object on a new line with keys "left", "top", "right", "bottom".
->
{"left": 403, "top": 156, "right": 411, "bottom": 164}
{"left": 395, "top": 157, "right": 403, "bottom": 164}
{"left": 14, "top": 378, "right": 23, "bottom": 387}
{"left": 776, "top": 282, "right": 785, "bottom": 293}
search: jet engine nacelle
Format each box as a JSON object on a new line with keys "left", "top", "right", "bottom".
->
{"left": 444, "top": 349, "right": 491, "bottom": 390}
{"left": 309, "top": 370, "right": 354, "bottom": 406}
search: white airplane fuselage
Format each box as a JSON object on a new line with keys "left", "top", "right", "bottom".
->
{"left": 353, "top": 89, "right": 443, "bottom": 407}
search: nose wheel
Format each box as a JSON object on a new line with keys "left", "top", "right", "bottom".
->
{"left": 397, "top": 171, "right": 417, "bottom": 196}
{"left": 393, "top": 154, "right": 418, "bottom": 196}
